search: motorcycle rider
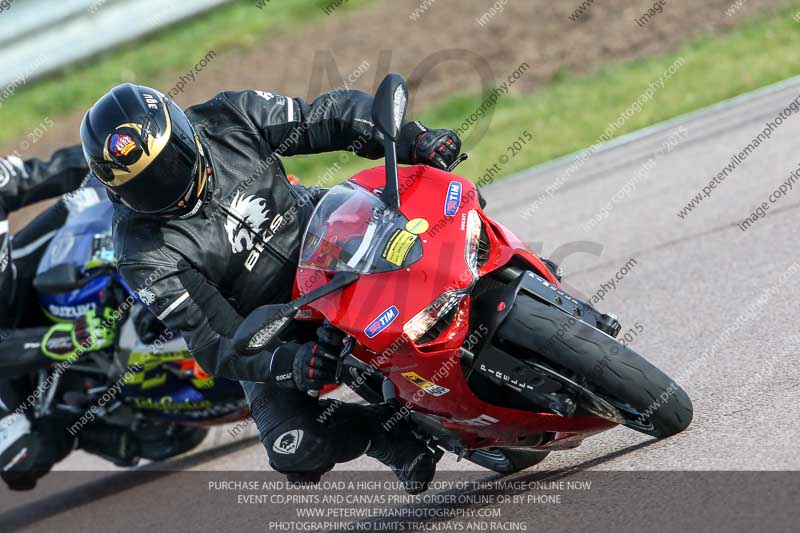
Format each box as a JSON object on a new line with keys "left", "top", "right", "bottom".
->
{"left": 0, "top": 145, "right": 89, "bottom": 326}
{"left": 79, "top": 83, "right": 462, "bottom": 494}
{"left": 0, "top": 146, "right": 123, "bottom": 490}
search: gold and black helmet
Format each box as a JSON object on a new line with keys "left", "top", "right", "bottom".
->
{"left": 80, "top": 83, "right": 204, "bottom": 215}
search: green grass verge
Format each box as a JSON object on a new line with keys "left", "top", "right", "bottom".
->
{"left": 285, "top": 3, "right": 800, "bottom": 186}
{"left": 0, "top": 0, "right": 374, "bottom": 146}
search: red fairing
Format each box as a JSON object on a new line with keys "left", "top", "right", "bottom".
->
{"left": 294, "top": 165, "right": 615, "bottom": 451}
{"left": 483, "top": 219, "right": 560, "bottom": 285}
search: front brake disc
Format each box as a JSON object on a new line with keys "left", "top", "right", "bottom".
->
{"left": 524, "top": 360, "right": 629, "bottom": 425}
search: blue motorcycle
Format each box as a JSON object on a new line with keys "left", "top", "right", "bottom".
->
{"left": 16, "top": 193, "right": 248, "bottom": 465}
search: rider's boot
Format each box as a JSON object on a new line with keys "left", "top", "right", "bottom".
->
{"left": 365, "top": 406, "right": 438, "bottom": 495}
{"left": 0, "top": 409, "right": 38, "bottom": 490}
{"left": 78, "top": 424, "right": 141, "bottom": 467}
{"left": 0, "top": 407, "right": 75, "bottom": 490}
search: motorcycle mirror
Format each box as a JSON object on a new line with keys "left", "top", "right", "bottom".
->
{"left": 233, "top": 271, "right": 360, "bottom": 355}
{"left": 372, "top": 73, "right": 408, "bottom": 141}
{"left": 372, "top": 73, "right": 408, "bottom": 209}
{"left": 233, "top": 303, "right": 293, "bottom": 356}
{"left": 33, "top": 263, "right": 86, "bottom": 295}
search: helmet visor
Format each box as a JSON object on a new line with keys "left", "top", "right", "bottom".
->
{"left": 112, "top": 114, "right": 200, "bottom": 214}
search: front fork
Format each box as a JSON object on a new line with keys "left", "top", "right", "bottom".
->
{"left": 493, "top": 267, "right": 621, "bottom": 337}
{"left": 465, "top": 268, "right": 621, "bottom": 416}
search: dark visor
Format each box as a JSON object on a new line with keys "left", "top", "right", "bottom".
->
{"left": 114, "top": 102, "right": 200, "bottom": 214}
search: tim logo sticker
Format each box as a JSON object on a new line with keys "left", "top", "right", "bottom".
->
{"left": 365, "top": 306, "right": 399, "bottom": 338}
{"left": 444, "top": 181, "right": 462, "bottom": 217}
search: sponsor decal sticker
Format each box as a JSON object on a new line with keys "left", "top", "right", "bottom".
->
{"left": 136, "top": 288, "right": 157, "bottom": 306}
{"left": 65, "top": 188, "right": 101, "bottom": 213}
{"left": 405, "top": 218, "right": 429, "bottom": 235}
{"left": 365, "top": 306, "right": 399, "bottom": 338}
{"left": 294, "top": 309, "right": 313, "bottom": 319}
{"left": 401, "top": 372, "right": 450, "bottom": 397}
{"left": 444, "top": 181, "right": 462, "bottom": 217}
{"left": 127, "top": 397, "right": 246, "bottom": 418}
{"left": 224, "top": 192, "right": 282, "bottom": 272}
{"left": 142, "top": 93, "right": 160, "bottom": 110}
{"left": 0, "top": 414, "right": 31, "bottom": 457}
{"left": 90, "top": 233, "right": 115, "bottom": 264}
{"left": 48, "top": 302, "right": 97, "bottom": 319}
{"left": 103, "top": 128, "right": 146, "bottom": 171}
{"left": 109, "top": 134, "right": 138, "bottom": 158}
{"left": 382, "top": 229, "right": 416, "bottom": 266}
{"left": 0, "top": 156, "right": 25, "bottom": 189}
{"left": 453, "top": 414, "right": 499, "bottom": 427}
{"left": 0, "top": 155, "right": 22, "bottom": 189}
{"left": 3, "top": 448, "right": 28, "bottom": 472}
{"left": 273, "top": 429, "right": 303, "bottom": 455}
{"left": 45, "top": 336, "right": 73, "bottom": 353}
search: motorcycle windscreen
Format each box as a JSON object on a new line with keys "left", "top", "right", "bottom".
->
{"left": 299, "top": 182, "right": 422, "bottom": 274}
{"left": 37, "top": 200, "right": 116, "bottom": 275}
{"left": 35, "top": 199, "right": 117, "bottom": 319}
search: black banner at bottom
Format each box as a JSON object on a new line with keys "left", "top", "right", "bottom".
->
{"left": 2, "top": 471, "right": 797, "bottom": 532}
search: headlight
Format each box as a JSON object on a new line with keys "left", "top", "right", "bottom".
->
{"left": 402, "top": 210, "right": 481, "bottom": 343}
{"left": 403, "top": 289, "right": 469, "bottom": 343}
{"left": 465, "top": 209, "right": 482, "bottom": 278}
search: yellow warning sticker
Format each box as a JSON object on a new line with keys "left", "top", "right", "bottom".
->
{"left": 405, "top": 218, "right": 429, "bottom": 235}
{"left": 401, "top": 372, "right": 450, "bottom": 396}
{"left": 382, "top": 229, "right": 417, "bottom": 266}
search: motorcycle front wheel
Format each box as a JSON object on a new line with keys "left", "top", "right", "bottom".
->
{"left": 495, "top": 294, "right": 693, "bottom": 438}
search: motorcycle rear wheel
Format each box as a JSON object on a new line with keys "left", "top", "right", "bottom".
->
{"left": 139, "top": 425, "right": 209, "bottom": 461}
{"left": 495, "top": 294, "right": 693, "bottom": 438}
{"left": 466, "top": 447, "right": 550, "bottom": 474}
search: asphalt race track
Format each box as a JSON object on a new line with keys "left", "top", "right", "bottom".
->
{"left": 3, "top": 79, "right": 800, "bottom": 532}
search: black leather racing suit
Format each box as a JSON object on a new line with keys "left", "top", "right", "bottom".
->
{"left": 0, "top": 145, "right": 89, "bottom": 328}
{"left": 114, "top": 89, "right": 417, "bottom": 475}
{"left": 0, "top": 146, "right": 91, "bottom": 487}
{"left": 0, "top": 146, "right": 90, "bottom": 394}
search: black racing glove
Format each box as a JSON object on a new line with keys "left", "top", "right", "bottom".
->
{"left": 399, "top": 121, "right": 462, "bottom": 170}
{"left": 270, "top": 327, "right": 346, "bottom": 392}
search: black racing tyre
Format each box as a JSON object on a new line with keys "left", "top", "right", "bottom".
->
{"left": 495, "top": 294, "right": 693, "bottom": 438}
{"left": 466, "top": 447, "right": 550, "bottom": 474}
{"left": 140, "top": 426, "right": 209, "bottom": 461}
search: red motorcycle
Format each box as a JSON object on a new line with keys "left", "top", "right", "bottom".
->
{"left": 234, "top": 74, "right": 692, "bottom": 474}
